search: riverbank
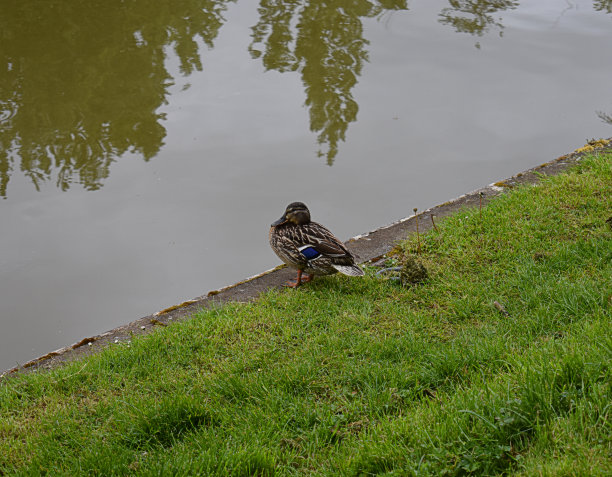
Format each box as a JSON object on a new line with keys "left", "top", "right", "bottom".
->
{"left": 1, "top": 147, "right": 611, "bottom": 474}
{"left": 3, "top": 139, "right": 611, "bottom": 378}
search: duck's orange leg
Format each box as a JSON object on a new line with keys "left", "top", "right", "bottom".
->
{"left": 285, "top": 270, "right": 313, "bottom": 288}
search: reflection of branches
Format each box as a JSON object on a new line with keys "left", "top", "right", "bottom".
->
{"left": 250, "top": 0, "right": 408, "bottom": 165}
{"left": 594, "top": 0, "right": 612, "bottom": 13}
{"left": 0, "top": 0, "right": 234, "bottom": 198}
{"left": 439, "top": 0, "right": 518, "bottom": 37}
{"left": 597, "top": 110, "right": 612, "bottom": 125}
{"left": 250, "top": 0, "right": 302, "bottom": 72}
{"left": 296, "top": 3, "right": 370, "bottom": 164}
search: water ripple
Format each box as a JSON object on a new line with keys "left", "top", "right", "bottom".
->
{"left": 0, "top": 102, "right": 17, "bottom": 123}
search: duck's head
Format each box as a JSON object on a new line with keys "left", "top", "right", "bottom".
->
{"left": 271, "top": 202, "right": 311, "bottom": 226}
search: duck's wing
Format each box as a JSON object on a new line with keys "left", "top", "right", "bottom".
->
{"left": 282, "top": 222, "right": 364, "bottom": 276}
{"left": 301, "top": 223, "right": 354, "bottom": 259}
{"left": 305, "top": 224, "right": 364, "bottom": 275}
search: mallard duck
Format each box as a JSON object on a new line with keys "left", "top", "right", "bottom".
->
{"left": 269, "top": 202, "right": 364, "bottom": 287}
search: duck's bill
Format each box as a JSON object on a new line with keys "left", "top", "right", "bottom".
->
{"left": 271, "top": 215, "right": 287, "bottom": 226}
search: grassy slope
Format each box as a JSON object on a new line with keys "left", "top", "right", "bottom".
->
{"left": 1, "top": 153, "right": 610, "bottom": 476}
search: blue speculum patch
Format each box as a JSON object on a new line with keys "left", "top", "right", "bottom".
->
{"left": 299, "top": 246, "right": 320, "bottom": 260}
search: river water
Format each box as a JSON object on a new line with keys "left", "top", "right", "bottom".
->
{"left": 1, "top": 0, "right": 611, "bottom": 370}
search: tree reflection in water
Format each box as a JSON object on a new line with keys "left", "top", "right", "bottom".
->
{"left": 598, "top": 111, "right": 612, "bottom": 126}
{"left": 594, "top": 0, "right": 612, "bottom": 13}
{"left": 249, "top": 0, "right": 408, "bottom": 165}
{"left": 439, "top": 0, "right": 518, "bottom": 40}
{"left": 0, "top": 0, "right": 235, "bottom": 198}
{"left": 0, "top": 0, "right": 610, "bottom": 196}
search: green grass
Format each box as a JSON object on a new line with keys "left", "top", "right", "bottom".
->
{"left": 1, "top": 152, "right": 611, "bottom": 476}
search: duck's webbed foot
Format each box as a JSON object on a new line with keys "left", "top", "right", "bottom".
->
{"left": 284, "top": 270, "right": 313, "bottom": 288}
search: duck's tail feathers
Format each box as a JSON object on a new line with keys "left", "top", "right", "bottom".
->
{"left": 332, "top": 264, "right": 365, "bottom": 276}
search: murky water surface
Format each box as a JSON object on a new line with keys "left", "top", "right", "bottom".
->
{"left": 1, "top": 0, "right": 611, "bottom": 370}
